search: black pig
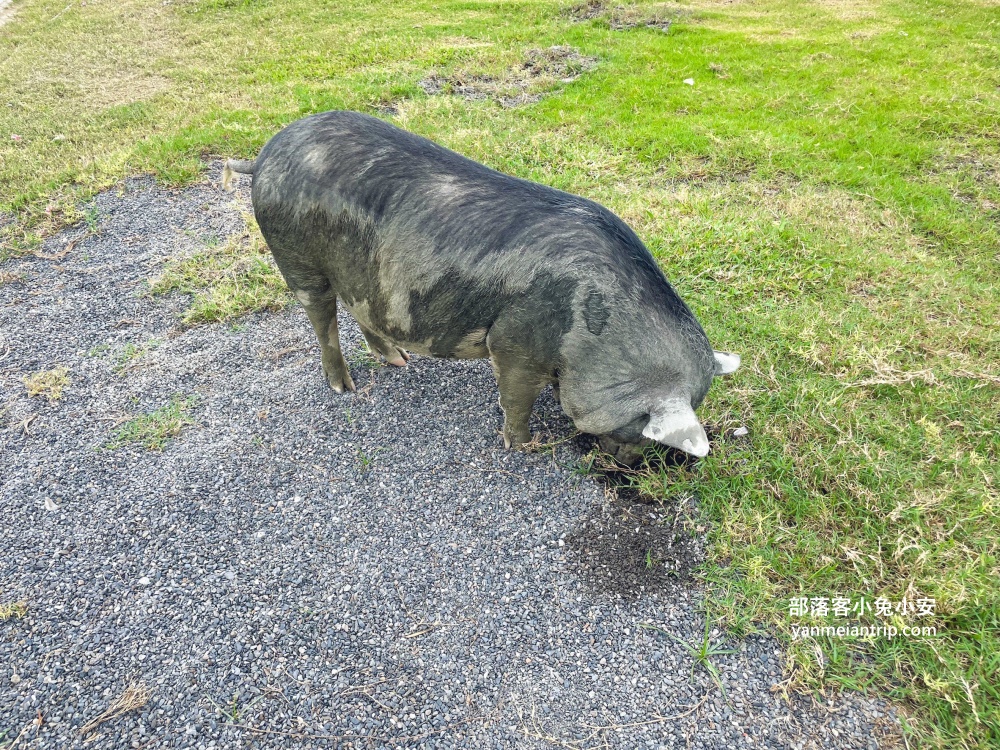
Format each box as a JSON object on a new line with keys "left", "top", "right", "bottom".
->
{"left": 224, "top": 111, "right": 739, "bottom": 461}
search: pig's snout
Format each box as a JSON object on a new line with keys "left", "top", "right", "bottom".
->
{"left": 597, "top": 435, "right": 657, "bottom": 467}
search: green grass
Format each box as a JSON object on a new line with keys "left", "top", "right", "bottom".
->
{"left": 1, "top": 0, "right": 998, "bottom": 746}
{"left": 356, "top": 446, "right": 382, "bottom": 474}
{"left": 108, "top": 395, "right": 198, "bottom": 450}
{"left": 348, "top": 344, "right": 383, "bottom": 370}
{"left": 113, "top": 338, "right": 162, "bottom": 374}
{"left": 147, "top": 226, "right": 290, "bottom": 325}
{"left": 641, "top": 618, "right": 737, "bottom": 701}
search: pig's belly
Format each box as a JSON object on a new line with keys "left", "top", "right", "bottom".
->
{"left": 342, "top": 300, "right": 490, "bottom": 361}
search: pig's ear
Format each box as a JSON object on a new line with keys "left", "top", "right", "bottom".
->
{"left": 642, "top": 399, "right": 710, "bottom": 457}
{"left": 713, "top": 351, "right": 741, "bottom": 376}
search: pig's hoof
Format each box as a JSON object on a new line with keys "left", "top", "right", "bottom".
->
{"left": 387, "top": 349, "right": 409, "bottom": 367}
{"left": 503, "top": 428, "right": 532, "bottom": 450}
{"left": 327, "top": 369, "right": 356, "bottom": 394}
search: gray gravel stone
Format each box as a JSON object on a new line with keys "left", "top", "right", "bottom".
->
{"left": 0, "top": 167, "right": 902, "bottom": 749}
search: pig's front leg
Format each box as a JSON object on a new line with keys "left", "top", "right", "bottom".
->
{"left": 488, "top": 345, "right": 549, "bottom": 450}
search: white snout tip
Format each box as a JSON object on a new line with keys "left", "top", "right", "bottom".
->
{"left": 682, "top": 438, "right": 710, "bottom": 458}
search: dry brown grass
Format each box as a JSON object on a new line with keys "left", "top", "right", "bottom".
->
{"left": 0, "top": 601, "right": 28, "bottom": 620}
{"left": 80, "top": 683, "right": 151, "bottom": 735}
{"left": 23, "top": 70, "right": 172, "bottom": 112}
{"left": 22, "top": 366, "right": 69, "bottom": 402}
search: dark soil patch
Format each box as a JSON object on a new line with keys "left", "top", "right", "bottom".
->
{"left": 370, "top": 98, "right": 401, "bottom": 116}
{"left": 561, "top": 423, "right": 745, "bottom": 598}
{"left": 520, "top": 45, "right": 597, "bottom": 80}
{"left": 565, "top": 495, "right": 705, "bottom": 599}
{"left": 567, "top": 0, "right": 606, "bottom": 21}
{"left": 418, "top": 46, "right": 598, "bottom": 108}
{"left": 566, "top": 1, "right": 679, "bottom": 32}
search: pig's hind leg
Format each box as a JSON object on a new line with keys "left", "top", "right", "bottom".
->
{"left": 294, "top": 288, "right": 356, "bottom": 394}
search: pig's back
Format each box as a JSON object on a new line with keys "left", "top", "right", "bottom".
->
{"left": 251, "top": 111, "right": 699, "bottom": 358}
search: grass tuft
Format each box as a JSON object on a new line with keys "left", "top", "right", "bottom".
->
{"left": 0, "top": 601, "right": 28, "bottom": 621}
{"left": 22, "top": 366, "right": 69, "bottom": 402}
{"left": 148, "top": 222, "right": 290, "bottom": 325}
{"left": 641, "top": 618, "right": 737, "bottom": 700}
{"left": 108, "top": 395, "right": 198, "bottom": 451}
{"left": 113, "top": 338, "right": 162, "bottom": 375}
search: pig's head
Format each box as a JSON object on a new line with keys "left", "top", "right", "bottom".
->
{"left": 592, "top": 350, "right": 740, "bottom": 464}
{"left": 558, "top": 277, "right": 740, "bottom": 465}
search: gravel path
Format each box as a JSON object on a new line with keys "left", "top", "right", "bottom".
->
{"left": 0, "top": 170, "right": 901, "bottom": 749}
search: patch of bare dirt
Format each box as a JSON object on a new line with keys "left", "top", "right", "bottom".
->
{"left": 564, "top": 495, "right": 706, "bottom": 599}
{"left": 0, "top": 0, "right": 16, "bottom": 28}
{"left": 418, "top": 46, "right": 598, "bottom": 108}
{"left": 521, "top": 45, "right": 597, "bottom": 80}
{"left": 566, "top": 0, "right": 606, "bottom": 21}
{"left": 374, "top": 101, "right": 400, "bottom": 116}
{"left": 930, "top": 152, "right": 1000, "bottom": 215}
{"left": 566, "top": 1, "right": 679, "bottom": 32}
